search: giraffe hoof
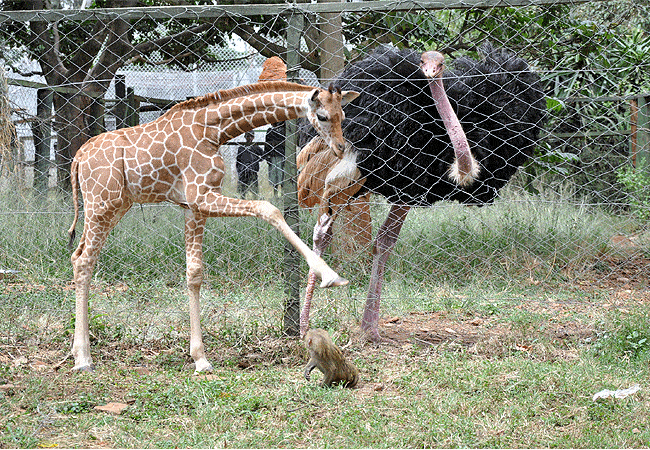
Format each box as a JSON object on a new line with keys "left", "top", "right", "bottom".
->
{"left": 193, "top": 359, "right": 214, "bottom": 373}
{"left": 319, "top": 275, "right": 349, "bottom": 289}
{"left": 72, "top": 363, "right": 95, "bottom": 372}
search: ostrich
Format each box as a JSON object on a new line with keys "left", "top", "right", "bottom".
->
{"left": 298, "top": 43, "right": 547, "bottom": 339}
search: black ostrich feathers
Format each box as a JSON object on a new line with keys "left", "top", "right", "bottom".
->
{"left": 303, "top": 43, "right": 547, "bottom": 206}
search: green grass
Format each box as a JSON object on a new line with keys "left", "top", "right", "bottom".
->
{"left": 2, "top": 285, "right": 650, "bottom": 448}
{"left": 2, "top": 182, "right": 650, "bottom": 447}
{"left": 2, "top": 315, "right": 650, "bottom": 448}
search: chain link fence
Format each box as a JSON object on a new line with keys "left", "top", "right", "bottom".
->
{"left": 1, "top": 1, "right": 649, "bottom": 341}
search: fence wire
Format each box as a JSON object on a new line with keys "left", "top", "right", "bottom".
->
{"left": 1, "top": 1, "right": 649, "bottom": 339}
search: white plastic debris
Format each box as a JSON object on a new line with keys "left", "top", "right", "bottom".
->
{"left": 593, "top": 384, "right": 641, "bottom": 401}
{"left": 0, "top": 269, "right": 20, "bottom": 280}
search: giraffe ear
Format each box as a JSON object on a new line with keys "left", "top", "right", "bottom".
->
{"left": 309, "top": 89, "right": 321, "bottom": 105}
{"left": 341, "top": 90, "right": 360, "bottom": 106}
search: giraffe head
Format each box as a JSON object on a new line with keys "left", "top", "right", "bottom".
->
{"left": 305, "top": 85, "right": 359, "bottom": 159}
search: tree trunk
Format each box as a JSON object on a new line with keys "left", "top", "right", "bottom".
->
{"left": 318, "top": 0, "right": 345, "bottom": 83}
{"left": 53, "top": 91, "right": 90, "bottom": 191}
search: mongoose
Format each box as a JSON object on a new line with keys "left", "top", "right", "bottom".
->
{"left": 304, "top": 328, "right": 359, "bottom": 388}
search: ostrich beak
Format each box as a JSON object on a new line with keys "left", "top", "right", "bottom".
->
{"left": 420, "top": 51, "right": 446, "bottom": 79}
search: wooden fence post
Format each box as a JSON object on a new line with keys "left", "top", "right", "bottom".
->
{"left": 32, "top": 88, "right": 52, "bottom": 195}
{"left": 318, "top": 0, "right": 345, "bottom": 82}
{"left": 126, "top": 87, "right": 139, "bottom": 128}
{"left": 636, "top": 94, "right": 650, "bottom": 171}
{"left": 88, "top": 95, "right": 106, "bottom": 138}
{"left": 0, "top": 66, "right": 16, "bottom": 176}
{"left": 115, "top": 75, "right": 127, "bottom": 129}
{"left": 282, "top": 9, "right": 304, "bottom": 337}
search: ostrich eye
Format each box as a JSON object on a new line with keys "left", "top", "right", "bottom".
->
{"left": 316, "top": 113, "right": 328, "bottom": 122}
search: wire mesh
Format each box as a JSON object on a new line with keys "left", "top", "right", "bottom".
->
{"left": 0, "top": 1, "right": 649, "bottom": 344}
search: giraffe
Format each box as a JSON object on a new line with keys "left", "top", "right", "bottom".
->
{"left": 67, "top": 80, "right": 360, "bottom": 372}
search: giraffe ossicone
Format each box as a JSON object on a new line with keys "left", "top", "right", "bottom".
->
{"left": 67, "top": 80, "right": 359, "bottom": 373}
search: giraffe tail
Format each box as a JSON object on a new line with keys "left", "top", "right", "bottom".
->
{"left": 67, "top": 157, "right": 80, "bottom": 251}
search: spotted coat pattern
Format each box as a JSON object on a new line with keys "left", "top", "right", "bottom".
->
{"left": 68, "top": 81, "right": 358, "bottom": 373}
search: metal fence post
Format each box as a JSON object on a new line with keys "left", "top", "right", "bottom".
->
{"left": 283, "top": 9, "right": 305, "bottom": 337}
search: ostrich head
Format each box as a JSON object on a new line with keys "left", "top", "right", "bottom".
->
{"left": 420, "top": 51, "right": 479, "bottom": 187}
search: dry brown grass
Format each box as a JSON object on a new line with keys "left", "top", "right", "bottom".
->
{"left": 0, "top": 67, "right": 16, "bottom": 174}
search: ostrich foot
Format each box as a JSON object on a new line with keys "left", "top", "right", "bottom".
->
{"left": 360, "top": 320, "right": 383, "bottom": 343}
{"left": 313, "top": 213, "right": 335, "bottom": 248}
{"left": 361, "top": 326, "right": 397, "bottom": 344}
{"left": 312, "top": 213, "right": 346, "bottom": 288}
{"left": 361, "top": 328, "right": 383, "bottom": 343}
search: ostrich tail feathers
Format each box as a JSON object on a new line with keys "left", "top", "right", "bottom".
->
{"left": 448, "top": 154, "right": 481, "bottom": 187}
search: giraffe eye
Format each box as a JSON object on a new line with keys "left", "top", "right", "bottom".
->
{"left": 316, "top": 113, "right": 328, "bottom": 122}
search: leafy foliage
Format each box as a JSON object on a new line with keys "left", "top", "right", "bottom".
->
{"left": 617, "top": 159, "right": 650, "bottom": 220}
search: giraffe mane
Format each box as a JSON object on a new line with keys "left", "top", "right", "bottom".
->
{"left": 164, "top": 81, "right": 318, "bottom": 116}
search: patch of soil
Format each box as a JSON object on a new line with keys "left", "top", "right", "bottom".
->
{"left": 377, "top": 310, "right": 593, "bottom": 360}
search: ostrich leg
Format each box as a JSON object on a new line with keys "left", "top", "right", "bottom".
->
{"left": 300, "top": 198, "right": 372, "bottom": 337}
{"left": 298, "top": 145, "right": 365, "bottom": 337}
{"left": 361, "top": 204, "right": 410, "bottom": 340}
{"left": 300, "top": 213, "right": 335, "bottom": 337}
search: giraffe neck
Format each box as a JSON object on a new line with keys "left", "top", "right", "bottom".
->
{"left": 212, "top": 91, "right": 307, "bottom": 144}
{"left": 166, "top": 82, "right": 316, "bottom": 145}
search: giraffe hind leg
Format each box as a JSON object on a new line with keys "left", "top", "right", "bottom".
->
{"left": 70, "top": 200, "right": 133, "bottom": 371}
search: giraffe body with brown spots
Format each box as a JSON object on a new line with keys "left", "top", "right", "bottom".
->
{"left": 68, "top": 81, "right": 359, "bottom": 373}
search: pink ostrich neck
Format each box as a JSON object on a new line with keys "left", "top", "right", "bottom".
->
{"left": 427, "top": 76, "right": 474, "bottom": 182}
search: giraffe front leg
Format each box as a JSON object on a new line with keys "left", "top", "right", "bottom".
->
{"left": 191, "top": 191, "right": 347, "bottom": 288}
{"left": 185, "top": 212, "right": 214, "bottom": 373}
{"left": 269, "top": 207, "right": 346, "bottom": 289}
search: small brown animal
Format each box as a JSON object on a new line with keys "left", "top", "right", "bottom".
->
{"left": 304, "top": 329, "right": 359, "bottom": 388}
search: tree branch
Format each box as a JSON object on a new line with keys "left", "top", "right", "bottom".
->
{"left": 129, "top": 22, "right": 213, "bottom": 60}
{"left": 228, "top": 20, "right": 319, "bottom": 74}
{"left": 86, "top": 13, "right": 135, "bottom": 92}
{"left": 70, "top": 20, "right": 111, "bottom": 79}
{"left": 29, "top": 20, "right": 68, "bottom": 84}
